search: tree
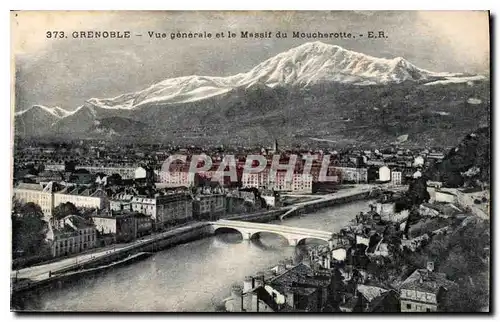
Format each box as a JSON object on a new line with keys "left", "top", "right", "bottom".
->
{"left": 12, "top": 202, "right": 48, "bottom": 257}
{"left": 407, "top": 177, "right": 430, "bottom": 205}
{"left": 11, "top": 196, "right": 24, "bottom": 215}
{"left": 53, "top": 202, "right": 79, "bottom": 220}
{"left": 443, "top": 276, "right": 489, "bottom": 312}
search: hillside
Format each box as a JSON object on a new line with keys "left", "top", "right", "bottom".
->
{"left": 425, "top": 126, "right": 491, "bottom": 187}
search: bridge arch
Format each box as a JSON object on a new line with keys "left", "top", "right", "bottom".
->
{"left": 249, "top": 231, "right": 289, "bottom": 245}
{"left": 296, "top": 237, "right": 330, "bottom": 246}
{"left": 210, "top": 220, "right": 334, "bottom": 248}
{"left": 213, "top": 227, "right": 245, "bottom": 239}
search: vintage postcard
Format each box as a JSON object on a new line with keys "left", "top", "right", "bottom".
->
{"left": 10, "top": 11, "right": 491, "bottom": 312}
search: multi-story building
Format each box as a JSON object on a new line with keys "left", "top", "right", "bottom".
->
{"left": 336, "top": 167, "right": 368, "bottom": 183}
{"left": 35, "top": 170, "right": 64, "bottom": 184}
{"left": 75, "top": 166, "right": 137, "bottom": 180}
{"left": 109, "top": 192, "right": 135, "bottom": 212}
{"left": 13, "top": 182, "right": 58, "bottom": 220}
{"left": 226, "top": 263, "right": 333, "bottom": 312}
{"left": 135, "top": 213, "right": 154, "bottom": 237}
{"left": 391, "top": 170, "right": 403, "bottom": 186}
{"left": 159, "top": 171, "right": 196, "bottom": 187}
{"left": 242, "top": 169, "right": 313, "bottom": 193}
{"left": 193, "top": 193, "right": 226, "bottom": 220}
{"left": 268, "top": 170, "right": 292, "bottom": 191}
{"left": 46, "top": 215, "right": 98, "bottom": 257}
{"left": 241, "top": 172, "right": 261, "bottom": 189}
{"left": 399, "top": 263, "right": 456, "bottom": 312}
{"left": 379, "top": 166, "right": 391, "bottom": 182}
{"left": 44, "top": 163, "right": 65, "bottom": 171}
{"left": 54, "top": 186, "right": 109, "bottom": 210}
{"left": 91, "top": 213, "right": 137, "bottom": 242}
{"left": 131, "top": 192, "right": 193, "bottom": 228}
{"left": 14, "top": 182, "right": 110, "bottom": 221}
{"left": 291, "top": 173, "right": 313, "bottom": 194}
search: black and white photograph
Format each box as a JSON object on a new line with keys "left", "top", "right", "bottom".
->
{"left": 10, "top": 10, "right": 491, "bottom": 313}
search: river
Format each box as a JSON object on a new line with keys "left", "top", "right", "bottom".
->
{"left": 15, "top": 199, "right": 372, "bottom": 312}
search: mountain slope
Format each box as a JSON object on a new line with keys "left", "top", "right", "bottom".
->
{"left": 14, "top": 42, "right": 490, "bottom": 145}
{"left": 77, "top": 41, "right": 476, "bottom": 110}
{"left": 14, "top": 105, "right": 67, "bottom": 136}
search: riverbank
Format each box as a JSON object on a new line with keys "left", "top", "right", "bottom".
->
{"left": 11, "top": 222, "right": 212, "bottom": 295}
{"left": 11, "top": 187, "right": 375, "bottom": 298}
{"left": 12, "top": 252, "right": 152, "bottom": 294}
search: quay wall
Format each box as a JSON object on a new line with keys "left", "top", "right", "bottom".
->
{"left": 12, "top": 224, "right": 212, "bottom": 295}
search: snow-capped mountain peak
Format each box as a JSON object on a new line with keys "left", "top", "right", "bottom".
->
{"left": 82, "top": 42, "right": 453, "bottom": 110}
{"left": 15, "top": 105, "right": 71, "bottom": 118}
{"left": 16, "top": 42, "right": 486, "bottom": 124}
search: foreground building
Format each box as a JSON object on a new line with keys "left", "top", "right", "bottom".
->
{"left": 91, "top": 212, "right": 153, "bottom": 243}
{"left": 46, "top": 215, "right": 97, "bottom": 257}
{"left": 399, "top": 263, "right": 456, "bottom": 312}
{"left": 225, "top": 263, "right": 334, "bottom": 312}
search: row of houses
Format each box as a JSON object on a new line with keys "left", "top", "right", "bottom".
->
{"left": 14, "top": 181, "right": 228, "bottom": 227}
{"left": 241, "top": 172, "right": 314, "bottom": 193}
{"left": 43, "top": 164, "right": 155, "bottom": 180}
{"left": 14, "top": 182, "right": 108, "bottom": 220}
{"left": 28, "top": 188, "right": 226, "bottom": 258}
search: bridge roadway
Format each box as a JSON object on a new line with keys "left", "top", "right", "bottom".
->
{"left": 210, "top": 219, "right": 335, "bottom": 247}
{"left": 279, "top": 185, "right": 375, "bottom": 220}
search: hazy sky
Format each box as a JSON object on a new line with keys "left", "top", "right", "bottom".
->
{"left": 12, "top": 11, "right": 490, "bottom": 111}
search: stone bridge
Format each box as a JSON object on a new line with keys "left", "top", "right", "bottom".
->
{"left": 210, "top": 219, "right": 335, "bottom": 247}
{"left": 279, "top": 187, "right": 376, "bottom": 220}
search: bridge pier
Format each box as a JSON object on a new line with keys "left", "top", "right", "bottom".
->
{"left": 242, "top": 232, "right": 252, "bottom": 240}
{"left": 288, "top": 239, "right": 298, "bottom": 246}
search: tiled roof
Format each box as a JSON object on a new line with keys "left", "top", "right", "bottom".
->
{"left": 268, "top": 263, "right": 330, "bottom": 296}
{"left": 64, "top": 215, "right": 94, "bottom": 229}
{"left": 16, "top": 183, "right": 43, "bottom": 191}
{"left": 357, "top": 284, "right": 388, "bottom": 302}
{"left": 400, "top": 269, "right": 456, "bottom": 294}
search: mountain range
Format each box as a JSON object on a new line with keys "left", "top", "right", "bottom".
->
{"left": 14, "top": 41, "right": 490, "bottom": 147}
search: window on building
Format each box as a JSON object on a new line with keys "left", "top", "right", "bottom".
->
{"left": 426, "top": 308, "right": 431, "bottom": 312}
{"left": 406, "top": 304, "right": 411, "bottom": 310}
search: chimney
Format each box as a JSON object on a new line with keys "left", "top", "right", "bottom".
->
{"left": 420, "top": 269, "right": 429, "bottom": 282}
{"left": 427, "top": 261, "right": 435, "bottom": 272}
{"left": 255, "top": 272, "right": 265, "bottom": 288}
{"left": 243, "top": 276, "right": 253, "bottom": 292}
{"left": 251, "top": 293, "right": 260, "bottom": 312}
{"left": 231, "top": 285, "right": 243, "bottom": 312}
